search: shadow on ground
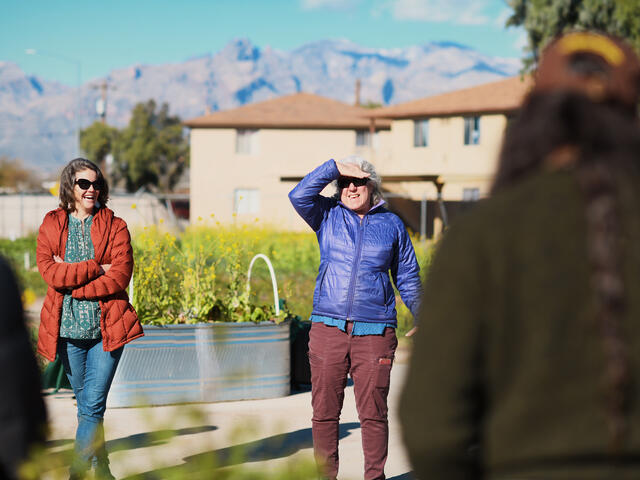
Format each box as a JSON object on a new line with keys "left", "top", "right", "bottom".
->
{"left": 41, "top": 426, "right": 218, "bottom": 473}
{"left": 107, "top": 425, "right": 217, "bottom": 452}
{"left": 122, "top": 422, "right": 361, "bottom": 479}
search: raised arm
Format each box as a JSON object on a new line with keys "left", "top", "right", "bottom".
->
{"left": 390, "top": 222, "right": 422, "bottom": 320}
{"left": 36, "top": 220, "right": 102, "bottom": 290}
{"left": 288, "top": 159, "right": 342, "bottom": 231}
{"left": 72, "top": 220, "right": 133, "bottom": 300}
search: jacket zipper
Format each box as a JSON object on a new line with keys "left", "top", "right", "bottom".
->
{"left": 345, "top": 214, "right": 366, "bottom": 322}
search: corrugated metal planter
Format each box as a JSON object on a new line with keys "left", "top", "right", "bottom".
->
{"left": 107, "top": 321, "right": 290, "bottom": 408}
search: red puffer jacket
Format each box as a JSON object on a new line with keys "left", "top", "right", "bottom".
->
{"left": 36, "top": 207, "right": 144, "bottom": 361}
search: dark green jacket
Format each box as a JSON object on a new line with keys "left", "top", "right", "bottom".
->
{"left": 400, "top": 171, "right": 640, "bottom": 479}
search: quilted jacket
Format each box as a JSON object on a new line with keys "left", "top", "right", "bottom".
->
{"left": 36, "top": 207, "right": 143, "bottom": 361}
{"left": 289, "top": 159, "right": 422, "bottom": 325}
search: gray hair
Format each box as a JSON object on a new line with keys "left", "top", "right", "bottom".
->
{"left": 332, "top": 155, "right": 384, "bottom": 205}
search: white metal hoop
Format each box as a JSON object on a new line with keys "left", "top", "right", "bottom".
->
{"left": 247, "top": 254, "right": 280, "bottom": 316}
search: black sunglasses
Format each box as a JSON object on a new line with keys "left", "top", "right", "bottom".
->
{"left": 75, "top": 179, "right": 103, "bottom": 191}
{"left": 338, "top": 176, "right": 369, "bottom": 189}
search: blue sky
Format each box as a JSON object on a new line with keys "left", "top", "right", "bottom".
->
{"left": 1, "top": 0, "right": 526, "bottom": 86}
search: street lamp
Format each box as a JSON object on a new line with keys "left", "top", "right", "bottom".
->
{"left": 26, "top": 48, "right": 82, "bottom": 157}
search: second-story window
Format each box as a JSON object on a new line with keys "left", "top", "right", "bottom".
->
{"left": 236, "top": 129, "right": 259, "bottom": 154}
{"left": 356, "top": 130, "right": 371, "bottom": 147}
{"left": 413, "top": 119, "right": 429, "bottom": 147}
{"left": 464, "top": 116, "right": 480, "bottom": 145}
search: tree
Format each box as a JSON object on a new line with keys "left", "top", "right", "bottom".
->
{"left": 0, "top": 156, "right": 41, "bottom": 191}
{"left": 80, "top": 121, "right": 119, "bottom": 175}
{"left": 507, "top": 0, "right": 640, "bottom": 70}
{"left": 113, "top": 100, "right": 188, "bottom": 192}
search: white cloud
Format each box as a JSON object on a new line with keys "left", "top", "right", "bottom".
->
{"left": 301, "top": 0, "right": 359, "bottom": 10}
{"left": 382, "top": 0, "right": 493, "bottom": 25}
{"left": 514, "top": 29, "right": 528, "bottom": 51}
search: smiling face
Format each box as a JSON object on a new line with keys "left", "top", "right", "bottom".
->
{"left": 73, "top": 169, "right": 100, "bottom": 214}
{"left": 340, "top": 179, "right": 374, "bottom": 216}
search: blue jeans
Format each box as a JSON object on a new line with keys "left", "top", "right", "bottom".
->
{"left": 58, "top": 338, "right": 122, "bottom": 471}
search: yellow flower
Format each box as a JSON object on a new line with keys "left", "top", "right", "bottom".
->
{"left": 198, "top": 216, "right": 203, "bottom": 222}
{"left": 131, "top": 203, "right": 137, "bottom": 209}
{"left": 159, "top": 218, "right": 164, "bottom": 224}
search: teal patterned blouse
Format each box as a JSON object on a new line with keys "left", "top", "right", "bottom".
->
{"left": 59, "top": 214, "right": 102, "bottom": 339}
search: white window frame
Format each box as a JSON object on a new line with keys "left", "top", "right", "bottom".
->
{"left": 233, "top": 188, "right": 260, "bottom": 215}
{"left": 235, "top": 129, "right": 260, "bottom": 155}
{"left": 463, "top": 116, "right": 481, "bottom": 145}
{"left": 413, "top": 119, "right": 429, "bottom": 147}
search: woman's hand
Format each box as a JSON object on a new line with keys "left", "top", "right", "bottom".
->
{"left": 53, "top": 255, "right": 63, "bottom": 263}
{"left": 100, "top": 264, "right": 112, "bottom": 274}
{"left": 336, "top": 162, "right": 370, "bottom": 179}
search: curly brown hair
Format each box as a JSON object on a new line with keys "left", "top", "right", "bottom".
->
{"left": 59, "top": 158, "right": 109, "bottom": 213}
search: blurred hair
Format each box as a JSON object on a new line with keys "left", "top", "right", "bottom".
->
{"left": 492, "top": 89, "right": 640, "bottom": 451}
{"left": 59, "top": 158, "right": 109, "bottom": 213}
{"left": 332, "top": 155, "right": 384, "bottom": 205}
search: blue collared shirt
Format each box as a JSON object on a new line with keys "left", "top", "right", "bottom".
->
{"left": 310, "top": 314, "right": 395, "bottom": 335}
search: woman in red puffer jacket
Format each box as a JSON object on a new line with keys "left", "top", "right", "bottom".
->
{"left": 37, "top": 158, "right": 143, "bottom": 479}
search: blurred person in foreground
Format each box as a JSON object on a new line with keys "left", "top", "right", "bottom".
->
{"left": 400, "top": 31, "right": 640, "bottom": 479}
{"left": 289, "top": 156, "right": 422, "bottom": 480}
{"left": 37, "top": 158, "right": 143, "bottom": 479}
{"left": 0, "top": 256, "right": 47, "bottom": 480}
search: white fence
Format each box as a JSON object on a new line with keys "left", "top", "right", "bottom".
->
{"left": 0, "top": 193, "right": 180, "bottom": 239}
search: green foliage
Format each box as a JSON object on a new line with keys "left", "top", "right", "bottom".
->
{"left": 0, "top": 235, "right": 47, "bottom": 297}
{"left": 113, "top": 100, "right": 188, "bottom": 192}
{"left": 506, "top": 0, "right": 640, "bottom": 71}
{"left": 79, "top": 100, "right": 188, "bottom": 193}
{"left": 0, "top": 156, "right": 41, "bottom": 191}
{"left": 79, "top": 121, "right": 119, "bottom": 172}
{"left": 131, "top": 224, "right": 432, "bottom": 335}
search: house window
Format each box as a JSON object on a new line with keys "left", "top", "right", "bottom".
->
{"left": 236, "top": 129, "right": 259, "bottom": 154}
{"left": 464, "top": 116, "right": 480, "bottom": 145}
{"left": 413, "top": 119, "right": 429, "bottom": 147}
{"left": 356, "top": 130, "right": 370, "bottom": 147}
{"left": 463, "top": 188, "right": 480, "bottom": 201}
{"left": 234, "top": 188, "right": 260, "bottom": 214}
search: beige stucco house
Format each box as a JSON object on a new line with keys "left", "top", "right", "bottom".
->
{"left": 367, "top": 75, "right": 533, "bottom": 205}
{"left": 185, "top": 76, "right": 532, "bottom": 233}
{"left": 184, "top": 93, "right": 391, "bottom": 229}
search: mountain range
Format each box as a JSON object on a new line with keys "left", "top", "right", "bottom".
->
{"left": 0, "top": 38, "right": 521, "bottom": 172}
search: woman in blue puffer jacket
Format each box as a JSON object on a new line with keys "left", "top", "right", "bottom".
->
{"left": 289, "top": 156, "right": 422, "bottom": 480}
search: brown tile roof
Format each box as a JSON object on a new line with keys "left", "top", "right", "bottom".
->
{"left": 184, "top": 92, "right": 391, "bottom": 129}
{"left": 369, "top": 75, "right": 534, "bottom": 119}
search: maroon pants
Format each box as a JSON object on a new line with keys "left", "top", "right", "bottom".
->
{"left": 309, "top": 321, "right": 397, "bottom": 480}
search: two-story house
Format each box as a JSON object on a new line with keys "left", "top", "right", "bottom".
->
{"left": 184, "top": 92, "right": 390, "bottom": 229}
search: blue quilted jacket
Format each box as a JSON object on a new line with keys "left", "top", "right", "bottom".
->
{"left": 289, "top": 159, "right": 422, "bottom": 325}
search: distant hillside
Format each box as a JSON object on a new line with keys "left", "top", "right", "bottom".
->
{"left": 0, "top": 38, "right": 521, "bottom": 171}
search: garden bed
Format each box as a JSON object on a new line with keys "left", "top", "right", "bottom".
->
{"left": 107, "top": 321, "right": 291, "bottom": 408}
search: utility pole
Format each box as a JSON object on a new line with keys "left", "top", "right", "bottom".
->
{"left": 91, "top": 80, "right": 116, "bottom": 124}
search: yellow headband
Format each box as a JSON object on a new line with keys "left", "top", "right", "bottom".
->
{"left": 558, "top": 33, "right": 625, "bottom": 66}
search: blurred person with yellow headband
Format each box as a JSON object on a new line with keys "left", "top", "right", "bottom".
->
{"left": 400, "top": 32, "right": 640, "bottom": 480}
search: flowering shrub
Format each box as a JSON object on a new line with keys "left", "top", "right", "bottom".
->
{"left": 131, "top": 224, "right": 433, "bottom": 332}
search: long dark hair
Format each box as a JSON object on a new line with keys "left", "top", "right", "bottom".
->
{"left": 493, "top": 90, "right": 640, "bottom": 451}
{"left": 59, "top": 158, "right": 109, "bottom": 213}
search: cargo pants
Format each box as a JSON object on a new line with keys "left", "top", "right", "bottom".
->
{"left": 309, "top": 321, "right": 397, "bottom": 480}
